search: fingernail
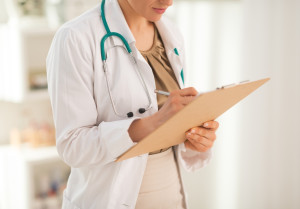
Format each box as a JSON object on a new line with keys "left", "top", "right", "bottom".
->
{"left": 204, "top": 123, "right": 209, "bottom": 128}
{"left": 191, "top": 129, "right": 196, "bottom": 133}
{"left": 187, "top": 133, "right": 192, "bottom": 136}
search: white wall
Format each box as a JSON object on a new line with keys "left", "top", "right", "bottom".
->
{"left": 169, "top": 2, "right": 243, "bottom": 209}
{"left": 237, "top": 0, "right": 300, "bottom": 208}
{"left": 170, "top": 0, "right": 300, "bottom": 209}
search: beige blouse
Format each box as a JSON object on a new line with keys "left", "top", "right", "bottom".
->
{"left": 135, "top": 148, "right": 185, "bottom": 209}
{"left": 136, "top": 27, "right": 186, "bottom": 209}
{"left": 140, "top": 27, "right": 180, "bottom": 110}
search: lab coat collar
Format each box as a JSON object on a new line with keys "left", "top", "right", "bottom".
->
{"left": 155, "top": 17, "right": 183, "bottom": 53}
{"left": 156, "top": 17, "right": 185, "bottom": 88}
{"left": 104, "top": 0, "right": 136, "bottom": 44}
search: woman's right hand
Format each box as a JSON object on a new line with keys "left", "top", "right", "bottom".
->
{"left": 154, "top": 87, "right": 198, "bottom": 126}
{"left": 128, "top": 87, "right": 198, "bottom": 142}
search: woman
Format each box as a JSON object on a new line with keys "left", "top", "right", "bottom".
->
{"left": 47, "top": 0, "right": 219, "bottom": 208}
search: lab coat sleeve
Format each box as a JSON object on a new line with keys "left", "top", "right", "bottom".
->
{"left": 47, "top": 27, "right": 136, "bottom": 167}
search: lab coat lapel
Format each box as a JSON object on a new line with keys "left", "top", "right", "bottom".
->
{"left": 167, "top": 47, "right": 185, "bottom": 89}
{"left": 103, "top": 0, "right": 135, "bottom": 45}
{"left": 156, "top": 18, "right": 185, "bottom": 89}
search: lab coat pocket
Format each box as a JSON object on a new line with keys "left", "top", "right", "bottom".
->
{"left": 62, "top": 191, "right": 81, "bottom": 209}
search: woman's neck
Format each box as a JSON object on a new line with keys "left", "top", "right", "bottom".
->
{"left": 117, "top": 0, "right": 155, "bottom": 51}
{"left": 117, "top": 0, "right": 153, "bottom": 33}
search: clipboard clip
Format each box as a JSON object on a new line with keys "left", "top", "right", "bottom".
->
{"left": 216, "top": 80, "right": 249, "bottom": 90}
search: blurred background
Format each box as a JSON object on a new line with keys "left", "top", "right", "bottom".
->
{"left": 0, "top": 0, "right": 299, "bottom": 209}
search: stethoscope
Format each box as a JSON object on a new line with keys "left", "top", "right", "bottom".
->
{"left": 100, "top": 0, "right": 153, "bottom": 118}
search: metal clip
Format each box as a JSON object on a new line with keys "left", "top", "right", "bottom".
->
{"left": 129, "top": 52, "right": 137, "bottom": 64}
{"left": 217, "top": 80, "right": 250, "bottom": 90}
{"left": 103, "top": 60, "right": 107, "bottom": 72}
{"left": 217, "top": 83, "right": 236, "bottom": 89}
{"left": 239, "top": 80, "right": 250, "bottom": 84}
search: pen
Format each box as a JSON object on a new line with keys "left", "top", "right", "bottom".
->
{"left": 154, "top": 89, "right": 170, "bottom": 96}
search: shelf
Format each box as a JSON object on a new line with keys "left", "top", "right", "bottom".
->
{"left": 25, "top": 89, "right": 50, "bottom": 101}
{"left": 8, "top": 15, "right": 60, "bottom": 36}
{"left": 0, "top": 145, "right": 59, "bottom": 164}
{"left": 0, "top": 15, "right": 56, "bottom": 102}
{"left": 0, "top": 144, "right": 70, "bottom": 209}
{"left": 21, "top": 25, "right": 58, "bottom": 36}
{"left": 19, "top": 17, "right": 59, "bottom": 36}
{"left": 33, "top": 196, "right": 61, "bottom": 209}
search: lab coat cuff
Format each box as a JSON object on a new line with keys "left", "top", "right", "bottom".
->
{"left": 99, "top": 117, "right": 140, "bottom": 161}
{"left": 178, "top": 143, "right": 213, "bottom": 172}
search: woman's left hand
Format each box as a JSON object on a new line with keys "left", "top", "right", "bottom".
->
{"left": 184, "top": 121, "right": 219, "bottom": 152}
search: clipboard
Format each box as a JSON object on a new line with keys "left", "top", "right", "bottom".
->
{"left": 116, "top": 78, "right": 270, "bottom": 162}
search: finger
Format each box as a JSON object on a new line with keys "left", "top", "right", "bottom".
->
{"left": 203, "top": 121, "right": 219, "bottom": 130}
{"left": 179, "top": 87, "right": 198, "bottom": 96}
{"left": 181, "top": 96, "right": 196, "bottom": 105}
{"left": 169, "top": 94, "right": 195, "bottom": 106}
{"left": 171, "top": 87, "right": 198, "bottom": 97}
{"left": 186, "top": 134, "right": 214, "bottom": 148}
{"left": 184, "top": 140, "right": 198, "bottom": 151}
{"left": 186, "top": 138, "right": 209, "bottom": 152}
{"left": 187, "top": 127, "right": 216, "bottom": 141}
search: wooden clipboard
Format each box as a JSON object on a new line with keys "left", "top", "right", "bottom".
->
{"left": 116, "top": 78, "right": 270, "bottom": 162}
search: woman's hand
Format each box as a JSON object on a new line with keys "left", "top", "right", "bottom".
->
{"left": 129, "top": 87, "right": 198, "bottom": 142}
{"left": 184, "top": 121, "right": 219, "bottom": 152}
{"left": 154, "top": 87, "right": 198, "bottom": 126}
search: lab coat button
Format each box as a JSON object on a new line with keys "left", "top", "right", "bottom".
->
{"left": 122, "top": 203, "right": 130, "bottom": 207}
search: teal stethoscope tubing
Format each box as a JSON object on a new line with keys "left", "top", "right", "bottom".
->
{"left": 100, "top": 0, "right": 131, "bottom": 61}
{"left": 100, "top": 0, "right": 153, "bottom": 118}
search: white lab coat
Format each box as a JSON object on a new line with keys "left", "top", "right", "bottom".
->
{"left": 46, "top": 0, "right": 212, "bottom": 208}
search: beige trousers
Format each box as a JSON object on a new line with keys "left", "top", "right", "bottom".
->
{"left": 135, "top": 148, "right": 185, "bottom": 209}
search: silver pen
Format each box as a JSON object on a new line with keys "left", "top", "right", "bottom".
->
{"left": 154, "top": 89, "right": 170, "bottom": 96}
